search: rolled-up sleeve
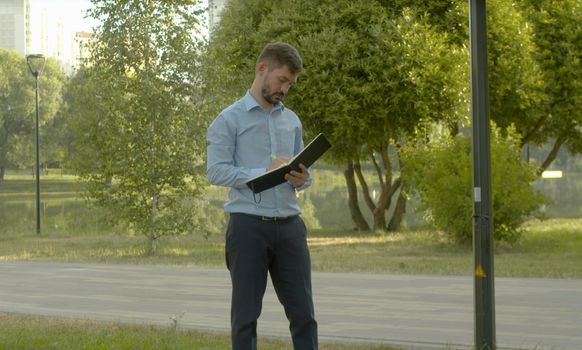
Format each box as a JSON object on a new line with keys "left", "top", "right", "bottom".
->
{"left": 207, "top": 115, "right": 264, "bottom": 189}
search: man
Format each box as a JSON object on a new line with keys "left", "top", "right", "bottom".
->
{"left": 207, "top": 42, "right": 318, "bottom": 350}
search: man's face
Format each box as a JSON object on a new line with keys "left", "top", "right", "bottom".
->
{"left": 260, "top": 64, "right": 298, "bottom": 105}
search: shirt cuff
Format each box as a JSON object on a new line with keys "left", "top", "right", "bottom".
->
{"left": 292, "top": 181, "right": 310, "bottom": 192}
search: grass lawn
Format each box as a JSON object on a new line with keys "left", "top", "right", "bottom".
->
{"left": 0, "top": 174, "right": 83, "bottom": 194}
{"left": 0, "top": 313, "right": 397, "bottom": 350}
{"left": 1, "top": 217, "right": 581, "bottom": 278}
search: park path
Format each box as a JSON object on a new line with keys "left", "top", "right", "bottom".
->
{"left": 0, "top": 261, "right": 581, "bottom": 349}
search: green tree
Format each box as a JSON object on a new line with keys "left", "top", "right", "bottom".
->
{"left": 37, "top": 60, "right": 69, "bottom": 173}
{"left": 0, "top": 50, "right": 66, "bottom": 182}
{"left": 204, "top": 0, "right": 468, "bottom": 231}
{"left": 68, "top": 0, "right": 208, "bottom": 254}
{"left": 480, "top": 0, "right": 545, "bottom": 141}
{"left": 379, "top": 0, "right": 580, "bottom": 175}
{"left": 515, "top": 0, "right": 582, "bottom": 172}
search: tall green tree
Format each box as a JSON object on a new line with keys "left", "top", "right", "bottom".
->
{"left": 0, "top": 50, "right": 66, "bottom": 182}
{"left": 68, "top": 0, "right": 208, "bottom": 254}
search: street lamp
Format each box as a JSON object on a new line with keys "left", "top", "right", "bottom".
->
{"left": 26, "top": 54, "right": 46, "bottom": 236}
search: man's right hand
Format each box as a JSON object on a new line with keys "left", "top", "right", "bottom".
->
{"left": 267, "top": 156, "right": 290, "bottom": 171}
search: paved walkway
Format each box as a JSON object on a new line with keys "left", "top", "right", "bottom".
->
{"left": 0, "top": 261, "right": 580, "bottom": 349}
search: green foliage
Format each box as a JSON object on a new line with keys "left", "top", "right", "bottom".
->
{"left": 517, "top": 0, "right": 582, "bottom": 153}
{"left": 66, "top": 1, "right": 209, "bottom": 253}
{"left": 201, "top": 0, "right": 276, "bottom": 120}
{"left": 377, "top": 0, "right": 467, "bottom": 45}
{"left": 402, "top": 126, "right": 546, "bottom": 244}
{"left": 0, "top": 50, "right": 66, "bottom": 179}
{"left": 485, "top": 0, "right": 546, "bottom": 137}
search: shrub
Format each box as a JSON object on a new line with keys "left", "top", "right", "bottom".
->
{"left": 401, "top": 127, "right": 545, "bottom": 244}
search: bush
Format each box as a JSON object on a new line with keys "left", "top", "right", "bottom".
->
{"left": 401, "top": 127, "right": 545, "bottom": 244}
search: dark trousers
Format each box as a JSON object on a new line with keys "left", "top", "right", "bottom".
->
{"left": 225, "top": 213, "right": 318, "bottom": 350}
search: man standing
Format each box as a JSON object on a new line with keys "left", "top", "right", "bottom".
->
{"left": 207, "top": 42, "right": 318, "bottom": 350}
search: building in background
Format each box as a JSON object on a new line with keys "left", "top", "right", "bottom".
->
{"left": 72, "top": 31, "right": 94, "bottom": 70}
{"left": 208, "top": 0, "right": 227, "bottom": 32}
{"left": 1, "top": 0, "right": 96, "bottom": 75}
{"left": 0, "top": 0, "right": 30, "bottom": 56}
{"left": 36, "top": 5, "right": 76, "bottom": 74}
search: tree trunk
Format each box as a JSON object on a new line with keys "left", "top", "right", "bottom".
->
{"left": 371, "top": 184, "right": 389, "bottom": 231}
{"left": 388, "top": 190, "right": 406, "bottom": 231}
{"left": 538, "top": 135, "right": 566, "bottom": 175}
{"left": 448, "top": 121, "right": 460, "bottom": 137}
{"left": 353, "top": 161, "right": 378, "bottom": 212}
{"left": 150, "top": 235, "right": 158, "bottom": 256}
{"left": 354, "top": 158, "right": 390, "bottom": 230}
{"left": 0, "top": 166, "right": 5, "bottom": 184}
{"left": 149, "top": 192, "right": 158, "bottom": 255}
{"left": 388, "top": 146, "right": 408, "bottom": 231}
{"left": 344, "top": 161, "right": 370, "bottom": 231}
{"left": 354, "top": 147, "right": 399, "bottom": 231}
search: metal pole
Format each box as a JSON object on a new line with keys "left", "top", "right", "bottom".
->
{"left": 34, "top": 74, "right": 41, "bottom": 236}
{"left": 469, "top": 0, "right": 496, "bottom": 349}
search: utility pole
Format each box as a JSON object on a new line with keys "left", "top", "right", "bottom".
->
{"left": 469, "top": 0, "right": 496, "bottom": 349}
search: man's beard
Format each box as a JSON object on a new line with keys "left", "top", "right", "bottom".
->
{"left": 263, "top": 90, "right": 284, "bottom": 105}
{"left": 262, "top": 78, "right": 284, "bottom": 105}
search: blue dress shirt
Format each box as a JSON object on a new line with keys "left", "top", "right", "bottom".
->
{"left": 207, "top": 91, "right": 312, "bottom": 217}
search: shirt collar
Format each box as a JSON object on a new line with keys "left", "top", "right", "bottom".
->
{"left": 243, "top": 90, "right": 285, "bottom": 112}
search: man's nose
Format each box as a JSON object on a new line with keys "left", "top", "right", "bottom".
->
{"left": 281, "top": 83, "right": 291, "bottom": 95}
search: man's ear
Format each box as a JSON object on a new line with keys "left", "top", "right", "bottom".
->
{"left": 256, "top": 61, "right": 268, "bottom": 76}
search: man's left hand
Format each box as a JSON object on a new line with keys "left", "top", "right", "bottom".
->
{"left": 285, "top": 163, "right": 309, "bottom": 188}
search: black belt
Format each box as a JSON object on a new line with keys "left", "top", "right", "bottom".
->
{"left": 234, "top": 213, "right": 299, "bottom": 222}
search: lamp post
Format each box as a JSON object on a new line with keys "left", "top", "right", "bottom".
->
{"left": 26, "top": 54, "right": 46, "bottom": 236}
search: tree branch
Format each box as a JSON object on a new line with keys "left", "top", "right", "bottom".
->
{"left": 369, "top": 150, "right": 384, "bottom": 188}
{"left": 520, "top": 114, "right": 548, "bottom": 148}
{"left": 388, "top": 177, "right": 402, "bottom": 199}
{"left": 354, "top": 159, "right": 376, "bottom": 212}
{"left": 380, "top": 141, "right": 392, "bottom": 186}
{"left": 376, "top": 143, "right": 394, "bottom": 213}
{"left": 538, "top": 134, "right": 567, "bottom": 175}
{"left": 344, "top": 161, "right": 371, "bottom": 231}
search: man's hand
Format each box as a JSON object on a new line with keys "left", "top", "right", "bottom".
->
{"left": 285, "top": 163, "right": 309, "bottom": 188}
{"left": 267, "top": 156, "right": 290, "bottom": 171}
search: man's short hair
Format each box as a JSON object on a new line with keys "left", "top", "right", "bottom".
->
{"left": 257, "top": 42, "right": 303, "bottom": 74}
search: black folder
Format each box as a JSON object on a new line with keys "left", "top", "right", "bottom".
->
{"left": 246, "top": 133, "right": 332, "bottom": 194}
